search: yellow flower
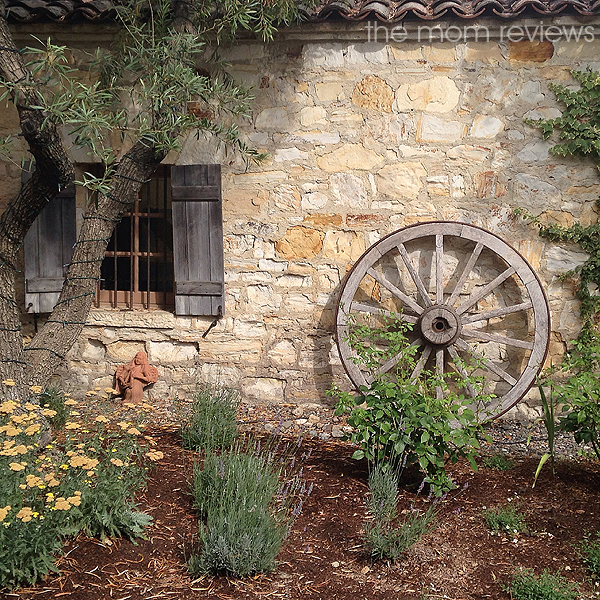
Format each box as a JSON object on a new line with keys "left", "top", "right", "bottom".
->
{"left": 3, "top": 426, "right": 21, "bottom": 437}
{"left": 0, "top": 506, "right": 11, "bottom": 522}
{"left": 110, "top": 458, "right": 124, "bottom": 467}
{"left": 59, "top": 464, "right": 69, "bottom": 470}
{"left": 127, "top": 427, "right": 141, "bottom": 436}
{"left": 117, "top": 421, "right": 130, "bottom": 430}
{"left": 53, "top": 498, "right": 71, "bottom": 511}
{"left": 94, "top": 415, "right": 109, "bottom": 423}
{"left": 124, "top": 403, "right": 136, "bottom": 409}
{"left": 47, "top": 478, "right": 60, "bottom": 487}
{"left": 64, "top": 422, "right": 80, "bottom": 430}
{"left": 13, "top": 444, "right": 28, "bottom": 454}
{"left": 24, "top": 402, "right": 37, "bottom": 411}
{"left": 86, "top": 470, "right": 95, "bottom": 477}
{"left": 105, "top": 387, "right": 118, "bottom": 394}
{"left": 24, "top": 424, "right": 41, "bottom": 436}
{"left": 41, "top": 409, "right": 57, "bottom": 417}
{"left": 9, "top": 462, "right": 26, "bottom": 471}
{"left": 145, "top": 450, "right": 164, "bottom": 461}
{"left": 67, "top": 495, "right": 81, "bottom": 507}
{"left": 19, "top": 484, "right": 26, "bottom": 490}
{"left": 85, "top": 391, "right": 97, "bottom": 397}
{"left": 64, "top": 399, "right": 78, "bottom": 406}
{"left": 2, "top": 379, "right": 16, "bottom": 386}
{"left": 29, "top": 386, "right": 43, "bottom": 394}
{"left": 0, "top": 400, "right": 17, "bottom": 414}
{"left": 16, "top": 507, "right": 33, "bottom": 522}
{"left": 25, "top": 474, "right": 43, "bottom": 488}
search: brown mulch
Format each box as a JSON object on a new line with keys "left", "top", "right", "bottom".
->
{"left": 3, "top": 422, "right": 600, "bottom": 600}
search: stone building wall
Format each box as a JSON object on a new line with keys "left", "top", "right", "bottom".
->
{"left": 4, "top": 17, "right": 600, "bottom": 418}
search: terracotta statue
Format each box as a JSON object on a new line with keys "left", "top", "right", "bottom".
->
{"left": 115, "top": 351, "right": 158, "bottom": 404}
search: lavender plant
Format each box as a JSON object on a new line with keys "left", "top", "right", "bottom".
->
{"left": 189, "top": 435, "right": 309, "bottom": 577}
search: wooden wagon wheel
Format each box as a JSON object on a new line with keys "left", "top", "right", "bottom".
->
{"left": 336, "top": 221, "right": 550, "bottom": 420}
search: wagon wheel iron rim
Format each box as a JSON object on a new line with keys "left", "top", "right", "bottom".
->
{"left": 335, "top": 221, "right": 550, "bottom": 421}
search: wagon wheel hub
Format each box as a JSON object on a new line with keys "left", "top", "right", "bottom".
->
{"left": 419, "top": 305, "right": 461, "bottom": 347}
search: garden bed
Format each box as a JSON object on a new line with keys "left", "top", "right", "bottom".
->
{"left": 5, "top": 426, "right": 600, "bottom": 600}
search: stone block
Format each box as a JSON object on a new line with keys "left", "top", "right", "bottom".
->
{"left": 427, "top": 175, "right": 449, "bottom": 196}
{"left": 198, "top": 339, "right": 263, "bottom": 363}
{"left": 519, "top": 81, "right": 546, "bottom": 104}
{"left": 376, "top": 162, "right": 427, "bottom": 199}
{"left": 247, "top": 285, "right": 283, "bottom": 310}
{"left": 464, "top": 42, "right": 503, "bottom": 63}
{"left": 545, "top": 246, "right": 589, "bottom": 273}
{"left": 147, "top": 341, "right": 198, "bottom": 362}
{"left": 390, "top": 45, "right": 422, "bottom": 60}
{"left": 243, "top": 377, "right": 286, "bottom": 403}
{"left": 423, "top": 45, "right": 457, "bottom": 62}
{"left": 295, "top": 131, "right": 340, "bottom": 145}
{"left": 275, "top": 226, "right": 325, "bottom": 259}
{"left": 470, "top": 115, "right": 505, "bottom": 139}
{"left": 80, "top": 339, "right": 106, "bottom": 361}
{"left": 474, "top": 171, "right": 507, "bottom": 198}
{"left": 301, "top": 192, "right": 329, "bottom": 210}
{"left": 271, "top": 184, "right": 301, "bottom": 211}
{"left": 255, "top": 107, "right": 293, "bottom": 131}
{"left": 395, "top": 76, "right": 460, "bottom": 113}
{"left": 330, "top": 172, "right": 369, "bottom": 208}
{"left": 316, "top": 82, "right": 343, "bottom": 102}
{"left": 268, "top": 340, "right": 297, "bottom": 367}
{"left": 417, "top": 115, "right": 466, "bottom": 143}
{"left": 516, "top": 141, "right": 551, "bottom": 163}
{"left": 303, "top": 43, "right": 345, "bottom": 69}
{"left": 273, "top": 148, "right": 308, "bottom": 162}
{"left": 233, "top": 319, "right": 267, "bottom": 337}
{"left": 322, "top": 231, "right": 366, "bottom": 263}
{"left": 303, "top": 213, "right": 344, "bottom": 228}
{"left": 351, "top": 75, "right": 394, "bottom": 112}
{"left": 317, "top": 144, "right": 382, "bottom": 172}
{"left": 346, "top": 43, "right": 390, "bottom": 65}
{"left": 300, "top": 106, "right": 327, "bottom": 127}
{"left": 447, "top": 145, "right": 490, "bottom": 161}
{"left": 106, "top": 341, "right": 146, "bottom": 361}
{"left": 277, "top": 274, "right": 312, "bottom": 287}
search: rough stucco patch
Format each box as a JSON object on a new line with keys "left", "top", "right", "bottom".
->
{"left": 508, "top": 41, "right": 554, "bottom": 62}
{"left": 351, "top": 75, "right": 394, "bottom": 112}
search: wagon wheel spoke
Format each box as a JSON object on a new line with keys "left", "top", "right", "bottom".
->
{"left": 447, "top": 345, "right": 477, "bottom": 400}
{"left": 436, "top": 234, "right": 444, "bottom": 305}
{"left": 461, "top": 301, "right": 533, "bottom": 325}
{"left": 455, "top": 338, "right": 518, "bottom": 386}
{"left": 460, "top": 329, "right": 534, "bottom": 350}
{"left": 446, "top": 242, "right": 483, "bottom": 308}
{"left": 397, "top": 242, "right": 433, "bottom": 308}
{"left": 350, "top": 302, "right": 419, "bottom": 324}
{"left": 367, "top": 267, "right": 423, "bottom": 315}
{"left": 455, "top": 267, "right": 516, "bottom": 316}
{"left": 410, "top": 344, "right": 432, "bottom": 382}
{"left": 436, "top": 348, "right": 444, "bottom": 400}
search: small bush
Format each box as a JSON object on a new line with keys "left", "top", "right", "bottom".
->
{"left": 181, "top": 386, "right": 239, "bottom": 452}
{"left": 483, "top": 504, "right": 529, "bottom": 534}
{"left": 482, "top": 454, "right": 514, "bottom": 471}
{"left": 504, "top": 569, "right": 578, "bottom": 600}
{"left": 38, "top": 386, "right": 69, "bottom": 430}
{"left": 0, "top": 385, "right": 160, "bottom": 589}
{"left": 578, "top": 531, "right": 600, "bottom": 578}
{"left": 362, "top": 466, "right": 436, "bottom": 562}
{"left": 189, "top": 436, "right": 307, "bottom": 577}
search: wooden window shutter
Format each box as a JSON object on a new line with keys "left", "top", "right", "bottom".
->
{"left": 23, "top": 171, "right": 76, "bottom": 313}
{"left": 171, "top": 164, "right": 224, "bottom": 317}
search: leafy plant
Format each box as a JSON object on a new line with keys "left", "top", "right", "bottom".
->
{"left": 189, "top": 435, "right": 308, "bottom": 577}
{"left": 180, "top": 386, "right": 240, "bottom": 452}
{"left": 38, "top": 386, "right": 69, "bottom": 430}
{"left": 330, "top": 313, "right": 490, "bottom": 496}
{"left": 483, "top": 504, "right": 529, "bottom": 534}
{"left": 0, "top": 385, "right": 160, "bottom": 589}
{"left": 481, "top": 454, "right": 514, "bottom": 471}
{"left": 503, "top": 569, "right": 579, "bottom": 600}
{"left": 577, "top": 531, "right": 600, "bottom": 578}
{"left": 522, "top": 69, "right": 600, "bottom": 369}
{"left": 362, "top": 466, "right": 436, "bottom": 562}
{"left": 530, "top": 378, "right": 557, "bottom": 487}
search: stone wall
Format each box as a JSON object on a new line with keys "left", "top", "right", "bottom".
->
{"left": 4, "top": 17, "right": 600, "bottom": 419}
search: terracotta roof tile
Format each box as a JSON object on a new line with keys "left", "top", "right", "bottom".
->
{"left": 4, "top": 0, "right": 600, "bottom": 23}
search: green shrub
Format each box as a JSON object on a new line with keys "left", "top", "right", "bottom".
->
{"left": 482, "top": 454, "right": 514, "bottom": 471}
{"left": 330, "top": 313, "right": 490, "bottom": 497}
{"left": 38, "top": 386, "right": 69, "bottom": 430}
{"left": 504, "top": 569, "right": 578, "bottom": 600}
{"left": 189, "top": 436, "right": 307, "bottom": 577}
{"left": 483, "top": 504, "right": 529, "bottom": 534}
{"left": 362, "top": 466, "right": 436, "bottom": 562}
{"left": 0, "top": 387, "right": 158, "bottom": 589}
{"left": 578, "top": 531, "right": 600, "bottom": 578}
{"left": 181, "top": 386, "right": 239, "bottom": 452}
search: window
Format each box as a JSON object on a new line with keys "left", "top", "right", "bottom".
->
{"left": 23, "top": 164, "right": 225, "bottom": 317}
{"left": 97, "top": 166, "right": 175, "bottom": 310}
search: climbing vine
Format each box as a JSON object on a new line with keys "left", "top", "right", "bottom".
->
{"left": 520, "top": 69, "right": 600, "bottom": 370}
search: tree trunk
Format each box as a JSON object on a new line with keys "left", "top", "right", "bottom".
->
{"left": 27, "top": 141, "right": 168, "bottom": 386}
{"left": 0, "top": 4, "right": 74, "bottom": 397}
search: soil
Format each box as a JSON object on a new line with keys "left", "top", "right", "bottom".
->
{"left": 4, "top": 423, "right": 600, "bottom": 600}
